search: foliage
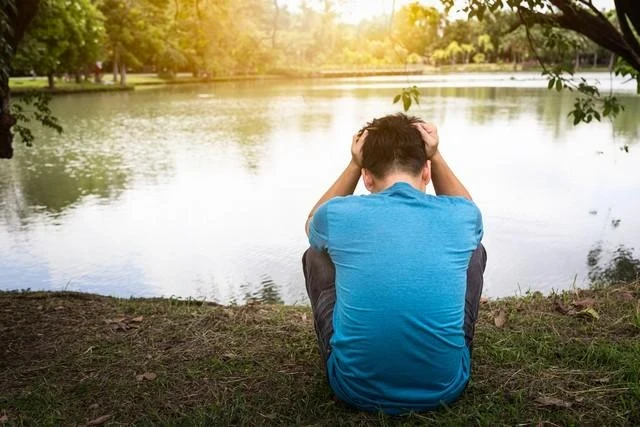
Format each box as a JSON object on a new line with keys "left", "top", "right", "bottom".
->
{"left": 391, "top": 3, "right": 441, "bottom": 58}
{"left": 13, "top": 0, "right": 105, "bottom": 86}
{"left": 393, "top": 85, "right": 421, "bottom": 112}
{"left": 10, "top": 91, "right": 62, "bottom": 146}
{"left": 441, "top": 0, "right": 640, "bottom": 125}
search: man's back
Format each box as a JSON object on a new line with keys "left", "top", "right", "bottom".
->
{"left": 309, "top": 182, "right": 483, "bottom": 413}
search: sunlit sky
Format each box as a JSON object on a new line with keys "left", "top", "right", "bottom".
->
{"left": 280, "top": 0, "right": 615, "bottom": 25}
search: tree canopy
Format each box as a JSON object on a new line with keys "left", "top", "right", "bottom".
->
{"left": 434, "top": 0, "right": 640, "bottom": 123}
{"left": 2, "top": 0, "right": 640, "bottom": 158}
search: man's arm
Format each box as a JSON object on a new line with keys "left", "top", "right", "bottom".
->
{"left": 415, "top": 123, "right": 472, "bottom": 200}
{"left": 305, "top": 130, "right": 368, "bottom": 237}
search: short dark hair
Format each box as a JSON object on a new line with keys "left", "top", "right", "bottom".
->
{"left": 360, "top": 113, "right": 426, "bottom": 179}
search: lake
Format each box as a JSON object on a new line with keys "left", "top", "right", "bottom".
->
{"left": 1, "top": 73, "right": 639, "bottom": 304}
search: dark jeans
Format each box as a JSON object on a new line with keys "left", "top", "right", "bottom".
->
{"left": 302, "top": 244, "right": 487, "bottom": 365}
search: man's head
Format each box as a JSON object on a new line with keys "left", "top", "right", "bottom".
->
{"left": 359, "top": 113, "right": 429, "bottom": 192}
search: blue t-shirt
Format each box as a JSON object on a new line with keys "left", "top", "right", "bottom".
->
{"left": 308, "top": 182, "right": 483, "bottom": 414}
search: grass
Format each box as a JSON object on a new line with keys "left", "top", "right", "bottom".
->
{"left": 0, "top": 282, "right": 639, "bottom": 426}
{"left": 10, "top": 63, "right": 609, "bottom": 95}
{"left": 8, "top": 74, "right": 278, "bottom": 95}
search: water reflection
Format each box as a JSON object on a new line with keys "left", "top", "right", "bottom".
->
{"left": 1, "top": 75, "right": 639, "bottom": 304}
{"left": 243, "top": 275, "right": 284, "bottom": 304}
{"left": 587, "top": 243, "right": 640, "bottom": 284}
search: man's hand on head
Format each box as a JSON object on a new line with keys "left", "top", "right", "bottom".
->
{"left": 351, "top": 129, "right": 368, "bottom": 168}
{"left": 414, "top": 122, "right": 439, "bottom": 160}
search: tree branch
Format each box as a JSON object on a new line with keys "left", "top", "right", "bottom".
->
{"left": 523, "top": 0, "right": 640, "bottom": 71}
{"left": 10, "top": 0, "right": 40, "bottom": 53}
{"left": 616, "top": 0, "right": 640, "bottom": 37}
{"left": 517, "top": 8, "right": 550, "bottom": 73}
{"left": 613, "top": 0, "right": 640, "bottom": 65}
{"left": 575, "top": 0, "right": 609, "bottom": 24}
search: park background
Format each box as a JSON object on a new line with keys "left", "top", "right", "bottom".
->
{"left": 1, "top": 1, "right": 639, "bottom": 425}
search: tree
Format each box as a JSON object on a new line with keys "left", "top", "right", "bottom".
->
{"left": 1, "top": 0, "right": 40, "bottom": 159}
{"left": 431, "top": 48, "right": 448, "bottom": 66}
{"left": 461, "top": 42, "right": 474, "bottom": 63}
{"left": 13, "top": 0, "right": 105, "bottom": 88}
{"left": 100, "top": 0, "right": 168, "bottom": 86}
{"left": 476, "top": 33, "right": 495, "bottom": 56}
{"left": 392, "top": 3, "right": 442, "bottom": 57}
{"left": 444, "top": 0, "right": 640, "bottom": 124}
{"left": 501, "top": 25, "right": 530, "bottom": 66}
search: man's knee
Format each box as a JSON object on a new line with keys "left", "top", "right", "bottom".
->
{"left": 302, "top": 247, "right": 336, "bottom": 301}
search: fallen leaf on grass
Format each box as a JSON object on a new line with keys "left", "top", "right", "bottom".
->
{"left": 109, "top": 322, "right": 129, "bottom": 332}
{"left": 554, "top": 301, "right": 570, "bottom": 315}
{"left": 88, "top": 403, "right": 99, "bottom": 410}
{"left": 494, "top": 310, "right": 508, "bottom": 328}
{"left": 572, "top": 298, "right": 596, "bottom": 309}
{"left": 577, "top": 307, "right": 600, "bottom": 320}
{"left": 620, "top": 291, "right": 635, "bottom": 301}
{"left": 106, "top": 316, "right": 143, "bottom": 331}
{"left": 301, "top": 313, "right": 308, "bottom": 322}
{"left": 87, "top": 414, "right": 112, "bottom": 425}
{"left": 535, "top": 396, "right": 572, "bottom": 408}
{"left": 54, "top": 306, "right": 64, "bottom": 311}
{"left": 0, "top": 414, "right": 8, "bottom": 424}
{"left": 135, "top": 372, "right": 157, "bottom": 381}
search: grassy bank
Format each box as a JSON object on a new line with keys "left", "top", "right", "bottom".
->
{"left": 8, "top": 74, "right": 283, "bottom": 96}
{"left": 1, "top": 282, "right": 639, "bottom": 426}
{"left": 11, "top": 63, "right": 610, "bottom": 96}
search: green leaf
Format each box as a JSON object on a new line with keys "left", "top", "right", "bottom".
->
{"left": 547, "top": 78, "right": 555, "bottom": 90}
{"left": 402, "top": 94, "right": 411, "bottom": 112}
{"left": 555, "top": 79, "right": 562, "bottom": 92}
{"left": 393, "top": 94, "right": 401, "bottom": 104}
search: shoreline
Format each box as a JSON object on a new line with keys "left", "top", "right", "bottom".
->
{"left": 1, "top": 282, "right": 638, "bottom": 425}
{"left": 10, "top": 65, "right": 614, "bottom": 97}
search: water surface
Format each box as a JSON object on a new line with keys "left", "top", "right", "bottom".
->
{"left": 1, "top": 73, "right": 639, "bottom": 303}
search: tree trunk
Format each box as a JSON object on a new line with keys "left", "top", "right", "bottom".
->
{"left": 47, "top": 73, "right": 55, "bottom": 89}
{"left": 593, "top": 51, "right": 598, "bottom": 67}
{"left": 120, "top": 62, "right": 127, "bottom": 87}
{"left": 113, "top": 47, "right": 120, "bottom": 83}
{"left": 609, "top": 53, "right": 616, "bottom": 71}
{"left": 1, "top": 0, "right": 41, "bottom": 159}
{"left": 574, "top": 51, "right": 580, "bottom": 72}
{"left": 75, "top": 72, "right": 82, "bottom": 84}
{"left": 0, "top": 82, "right": 15, "bottom": 159}
{"left": 271, "top": 0, "right": 280, "bottom": 49}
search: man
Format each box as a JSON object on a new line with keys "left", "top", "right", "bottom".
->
{"left": 302, "top": 113, "right": 486, "bottom": 414}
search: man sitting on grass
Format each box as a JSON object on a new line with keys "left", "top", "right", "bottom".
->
{"left": 302, "top": 113, "right": 486, "bottom": 414}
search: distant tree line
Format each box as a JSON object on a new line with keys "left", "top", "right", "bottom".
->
{"left": 10, "top": 0, "right": 618, "bottom": 89}
{"left": 2, "top": 0, "right": 640, "bottom": 158}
